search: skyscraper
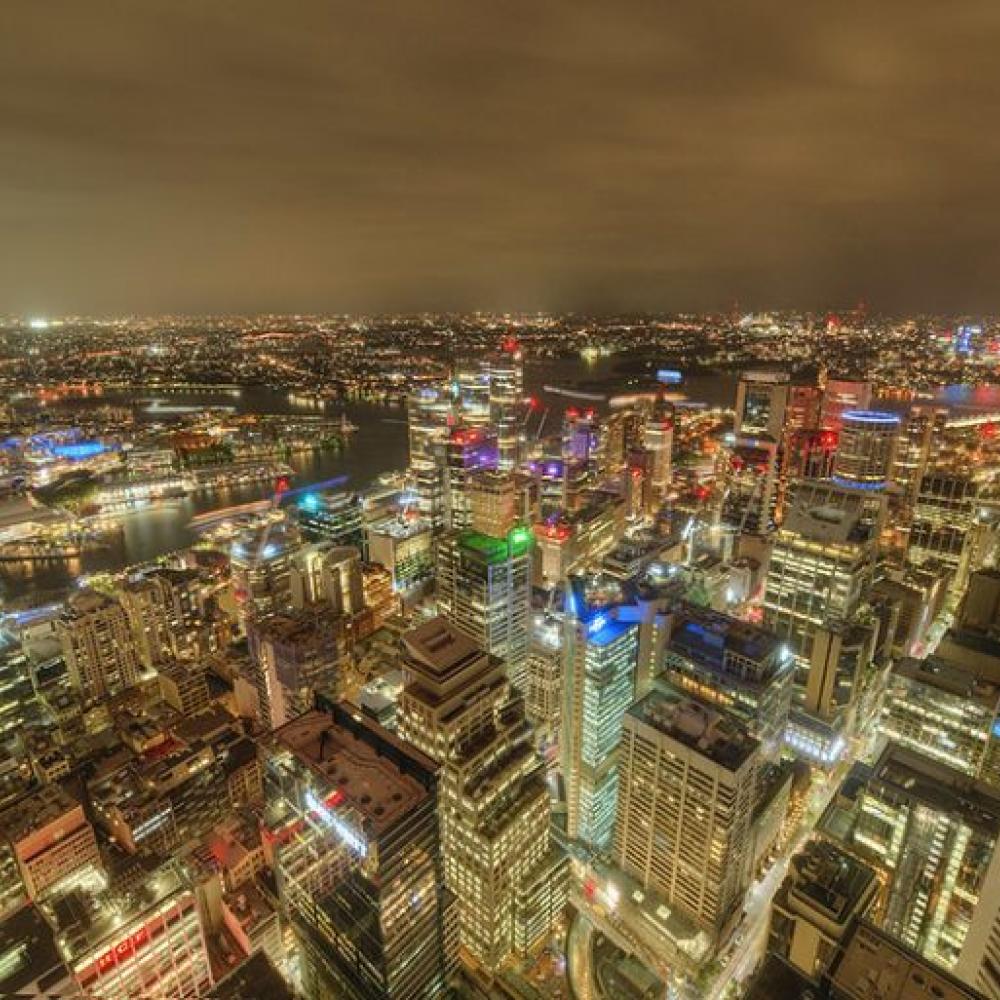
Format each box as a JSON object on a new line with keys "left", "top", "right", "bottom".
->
{"left": 562, "top": 574, "right": 640, "bottom": 848}
{"left": 442, "top": 426, "right": 499, "bottom": 531}
{"left": 831, "top": 410, "right": 900, "bottom": 490}
{"left": 613, "top": 687, "right": 759, "bottom": 944}
{"left": 230, "top": 514, "right": 303, "bottom": 621}
{"left": 488, "top": 341, "right": 524, "bottom": 471}
{"left": 398, "top": 618, "right": 566, "bottom": 966}
{"left": 265, "top": 700, "right": 457, "bottom": 999}
{"left": 435, "top": 526, "right": 533, "bottom": 691}
{"left": 58, "top": 589, "right": 141, "bottom": 706}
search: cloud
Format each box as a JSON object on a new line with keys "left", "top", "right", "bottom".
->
{"left": 2, "top": 0, "right": 1000, "bottom": 315}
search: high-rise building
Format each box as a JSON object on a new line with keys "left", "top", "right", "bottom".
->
{"left": 844, "top": 743, "right": 1000, "bottom": 974}
{"left": 735, "top": 371, "right": 790, "bottom": 440}
{"left": 231, "top": 515, "right": 303, "bottom": 621}
{"left": 435, "top": 526, "right": 533, "bottom": 691}
{"left": 453, "top": 357, "right": 491, "bottom": 425}
{"left": 642, "top": 397, "right": 674, "bottom": 508}
{"left": 398, "top": 618, "right": 566, "bottom": 965}
{"left": 488, "top": 341, "right": 524, "bottom": 471}
{"left": 768, "top": 839, "right": 877, "bottom": 979}
{"left": 407, "top": 387, "right": 455, "bottom": 530}
{"left": 562, "top": 574, "right": 640, "bottom": 848}
{"left": 908, "top": 472, "right": 979, "bottom": 584}
{"left": 880, "top": 654, "right": 1000, "bottom": 785}
{"left": 293, "top": 490, "right": 364, "bottom": 551}
{"left": 721, "top": 441, "right": 780, "bottom": 535}
{"left": 265, "top": 701, "right": 457, "bottom": 999}
{"left": 442, "top": 426, "right": 499, "bottom": 531}
{"left": 820, "top": 377, "right": 872, "bottom": 431}
{"left": 662, "top": 605, "right": 793, "bottom": 765}
{"left": 366, "top": 514, "right": 434, "bottom": 600}
{"left": 764, "top": 479, "right": 882, "bottom": 666}
{"left": 613, "top": 687, "right": 759, "bottom": 944}
{"left": 249, "top": 607, "right": 348, "bottom": 730}
{"left": 468, "top": 470, "right": 519, "bottom": 537}
{"left": 831, "top": 410, "right": 900, "bottom": 490}
{"left": 58, "top": 589, "right": 141, "bottom": 706}
{"left": 42, "top": 857, "right": 212, "bottom": 999}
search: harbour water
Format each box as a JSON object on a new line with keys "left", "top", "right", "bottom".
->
{"left": 3, "top": 361, "right": 999, "bottom": 603}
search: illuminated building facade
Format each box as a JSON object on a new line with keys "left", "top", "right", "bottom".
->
{"left": 366, "top": 514, "right": 434, "bottom": 599}
{"left": 407, "top": 387, "right": 455, "bottom": 530}
{"left": 561, "top": 574, "right": 639, "bottom": 848}
{"left": 58, "top": 589, "right": 141, "bottom": 706}
{"left": 442, "top": 426, "right": 499, "bottom": 531}
{"left": 43, "top": 857, "right": 211, "bottom": 999}
{"left": 662, "top": 605, "right": 793, "bottom": 765}
{"left": 831, "top": 410, "right": 900, "bottom": 490}
{"left": 435, "top": 526, "right": 533, "bottom": 691}
{"left": 880, "top": 655, "right": 1000, "bottom": 784}
{"left": 0, "top": 784, "right": 102, "bottom": 900}
{"left": 488, "top": 342, "right": 524, "bottom": 471}
{"left": 613, "top": 688, "right": 759, "bottom": 943}
{"left": 398, "top": 618, "right": 565, "bottom": 966}
{"left": 820, "top": 377, "right": 872, "bottom": 431}
{"left": 265, "top": 702, "right": 457, "bottom": 999}
{"left": 642, "top": 398, "right": 674, "bottom": 507}
{"left": 908, "top": 472, "right": 978, "bottom": 582}
{"left": 293, "top": 490, "right": 364, "bottom": 551}
{"left": 847, "top": 744, "right": 1000, "bottom": 974}
{"left": 248, "top": 608, "right": 348, "bottom": 730}
{"left": 230, "top": 516, "right": 303, "bottom": 621}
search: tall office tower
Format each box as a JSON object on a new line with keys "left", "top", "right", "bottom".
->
{"left": 0, "top": 784, "right": 102, "bottom": 900}
{"left": 533, "top": 494, "right": 626, "bottom": 587}
{"left": 729, "top": 372, "right": 789, "bottom": 532}
{"left": 231, "top": 515, "right": 303, "bottom": 621}
{"left": 596, "top": 408, "right": 628, "bottom": 483}
{"left": 265, "top": 701, "right": 457, "bottom": 1000}
{"left": 120, "top": 567, "right": 210, "bottom": 667}
{"left": 398, "top": 619, "right": 566, "bottom": 966}
{"left": 366, "top": 514, "right": 435, "bottom": 600}
{"left": 488, "top": 340, "right": 524, "bottom": 471}
{"left": 293, "top": 490, "right": 364, "bottom": 550}
{"left": 562, "top": 407, "right": 599, "bottom": 465}
{"left": 407, "top": 386, "right": 455, "bottom": 529}
{"left": 721, "top": 441, "right": 780, "bottom": 534}
{"left": 468, "top": 470, "right": 518, "bottom": 537}
{"left": 820, "top": 376, "right": 872, "bottom": 431}
{"left": 642, "top": 396, "right": 674, "bottom": 508}
{"left": 662, "top": 605, "right": 794, "bottom": 766}
{"left": 525, "top": 619, "right": 563, "bottom": 754}
{"left": 843, "top": 743, "right": 1000, "bottom": 974}
{"left": 42, "top": 857, "right": 212, "bottom": 999}
{"left": 435, "top": 526, "right": 533, "bottom": 691}
{"left": 58, "top": 589, "right": 141, "bottom": 705}
{"left": 768, "top": 840, "right": 877, "bottom": 979}
{"left": 735, "top": 371, "right": 791, "bottom": 440}
{"left": 764, "top": 479, "right": 882, "bottom": 667}
{"left": 453, "top": 356, "right": 491, "bottom": 425}
{"left": 908, "top": 472, "right": 979, "bottom": 584}
{"left": 893, "top": 407, "right": 941, "bottom": 509}
{"left": 881, "top": 654, "right": 1000, "bottom": 784}
{"left": 315, "top": 546, "right": 365, "bottom": 616}
{"left": 443, "top": 426, "right": 499, "bottom": 531}
{"left": 832, "top": 410, "right": 901, "bottom": 490}
{"left": 562, "top": 574, "right": 640, "bottom": 848}
{"left": 248, "top": 607, "right": 347, "bottom": 730}
{"left": 613, "top": 688, "right": 759, "bottom": 945}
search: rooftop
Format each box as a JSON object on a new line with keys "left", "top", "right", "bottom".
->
{"left": 669, "top": 605, "right": 783, "bottom": 672}
{"left": 894, "top": 654, "right": 1000, "bottom": 704}
{"left": 0, "top": 783, "right": 83, "bottom": 845}
{"left": 780, "top": 480, "right": 879, "bottom": 546}
{"left": 274, "top": 706, "right": 435, "bottom": 837}
{"left": 627, "top": 688, "right": 758, "bottom": 771}
{"left": 868, "top": 743, "right": 1000, "bottom": 834}
{"left": 401, "top": 616, "right": 499, "bottom": 700}
{"left": 0, "top": 903, "right": 71, "bottom": 997}
{"left": 779, "top": 840, "right": 875, "bottom": 924}
{"left": 453, "top": 525, "right": 533, "bottom": 562}
{"left": 208, "top": 950, "right": 294, "bottom": 1000}
{"left": 829, "top": 919, "right": 982, "bottom": 1000}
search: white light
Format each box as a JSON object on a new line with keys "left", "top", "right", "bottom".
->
{"left": 28, "top": 318, "right": 49, "bottom": 330}
{"left": 305, "top": 790, "right": 367, "bottom": 857}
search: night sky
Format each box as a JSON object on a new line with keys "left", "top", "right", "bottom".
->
{"left": 4, "top": 2, "right": 1000, "bottom": 317}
